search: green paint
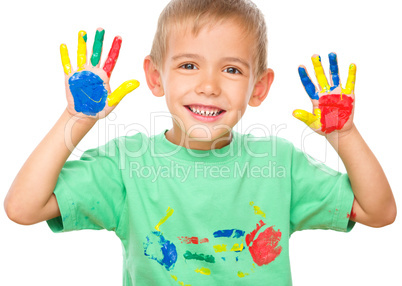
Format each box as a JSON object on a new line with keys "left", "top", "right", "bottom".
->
{"left": 91, "top": 29, "right": 105, "bottom": 66}
{"left": 183, "top": 251, "right": 215, "bottom": 263}
{"left": 83, "top": 34, "right": 87, "bottom": 42}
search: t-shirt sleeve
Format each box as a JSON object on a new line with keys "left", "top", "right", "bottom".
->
{"left": 289, "top": 144, "right": 356, "bottom": 235}
{"left": 46, "top": 139, "right": 126, "bottom": 233}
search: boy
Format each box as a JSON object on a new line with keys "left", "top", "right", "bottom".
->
{"left": 4, "top": 0, "right": 396, "bottom": 285}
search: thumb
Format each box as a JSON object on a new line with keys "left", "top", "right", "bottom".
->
{"left": 293, "top": 108, "right": 322, "bottom": 130}
{"left": 107, "top": 79, "right": 140, "bottom": 107}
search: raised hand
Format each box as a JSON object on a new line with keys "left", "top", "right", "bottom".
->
{"left": 293, "top": 53, "right": 356, "bottom": 135}
{"left": 60, "top": 28, "right": 139, "bottom": 118}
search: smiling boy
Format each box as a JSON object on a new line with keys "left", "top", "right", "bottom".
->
{"left": 5, "top": 0, "right": 396, "bottom": 285}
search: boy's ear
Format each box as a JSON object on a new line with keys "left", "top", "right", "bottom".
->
{"left": 143, "top": 55, "right": 164, "bottom": 97}
{"left": 248, "top": 68, "right": 274, "bottom": 107}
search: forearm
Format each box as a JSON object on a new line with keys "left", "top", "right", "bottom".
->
{"left": 4, "top": 109, "right": 97, "bottom": 224}
{"left": 327, "top": 125, "right": 396, "bottom": 226}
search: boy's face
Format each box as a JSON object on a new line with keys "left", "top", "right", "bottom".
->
{"left": 146, "top": 19, "right": 273, "bottom": 148}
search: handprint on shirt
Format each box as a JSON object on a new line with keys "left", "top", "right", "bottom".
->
{"left": 293, "top": 53, "right": 356, "bottom": 134}
{"left": 143, "top": 202, "right": 282, "bottom": 283}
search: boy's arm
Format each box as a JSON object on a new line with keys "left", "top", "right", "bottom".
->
{"left": 293, "top": 53, "right": 396, "bottom": 228}
{"left": 327, "top": 125, "right": 396, "bottom": 227}
{"left": 4, "top": 111, "right": 96, "bottom": 225}
{"left": 4, "top": 29, "right": 139, "bottom": 225}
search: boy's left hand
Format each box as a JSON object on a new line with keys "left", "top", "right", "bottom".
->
{"left": 293, "top": 53, "right": 356, "bottom": 136}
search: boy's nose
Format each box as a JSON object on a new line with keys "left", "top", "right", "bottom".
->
{"left": 195, "top": 72, "right": 221, "bottom": 97}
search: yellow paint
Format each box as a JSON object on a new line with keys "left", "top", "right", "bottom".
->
{"left": 171, "top": 275, "right": 178, "bottom": 281}
{"left": 107, "top": 80, "right": 140, "bottom": 106}
{"left": 213, "top": 244, "right": 227, "bottom": 253}
{"left": 293, "top": 108, "right": 322, "bottom": 130}
{"left": 155, "top": 207, "right": 174, "bottom": 231}
{"left": 179, "top": 282, "right": 184, "bottom": 286}
{"left": 237, "top": 271, "right": 249, "bottom": 278}
{"left": 60, "top": 44, "right": 72, "bottom": 74}
{"left": 195, "top": 267, "right": 211, "bottom": 275}
{"left": 77, "top": 30, "right": 87, "bottom": 70}
{"left": 342, "top": 63, "right": 356, "bottom": 95}
{"left": 249, "top": 201, "right": 254, "bottom": 206}
{"left": 311, "top": 55, "right": 330, "bottom": 92}
{"left": 230, "top": 243, "right": 244, "bottom": 252}
{"left": 253, "top": 206, "right": 266, "bottom": 218}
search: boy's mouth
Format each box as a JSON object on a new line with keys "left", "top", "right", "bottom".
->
{"left": 185, "top": 104, "right": 225, "bottom": 117}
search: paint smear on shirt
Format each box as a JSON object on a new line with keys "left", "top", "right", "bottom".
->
{"left": 246, "top": 220, "right": 282, "bottom": 266}
{"left": 213, "top": 244, "right": 227, "bottom": 253}
{"left": 155, "top": 207, "right": 174, "bottom": 231}
{"left": 143, "top": 231, "right": 177, "bottom": 271}
{"left": 178, "top": 236, "right": 209, "bottom": 244}
{"left": 237, "top": 271, "right": 249, "bottom": 278}
{"left": 195, "top": 267, "right": 211, "bottom": 275}
{"left": 230, "top": 243, "right": 244, "bottom": 252}
{"left": 213, "top": 229, "right": 245, "bottom": 238}
{"left": 183, "top": 250, "right": 215, "bottom": 263}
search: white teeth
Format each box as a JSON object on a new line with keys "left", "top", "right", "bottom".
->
{"left": 189, "top": 106, "right": 222, "bottom": 116}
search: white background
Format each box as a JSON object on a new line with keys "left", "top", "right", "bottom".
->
{"left": 1, "top": 0, "right": 401, "bottom": 285}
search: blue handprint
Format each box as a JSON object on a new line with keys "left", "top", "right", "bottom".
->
{"left": 68, "top": 71, "right": 108, "bottom": 116}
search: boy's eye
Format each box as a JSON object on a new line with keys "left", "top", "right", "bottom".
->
{"left": 224, "top": 67, "right": 241, "bottom": 74}
{"left": 180, "top": 63, "right": 197, "bottom": 70}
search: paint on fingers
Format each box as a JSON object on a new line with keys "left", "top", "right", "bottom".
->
{"left": 91, "top": 29, "right": 105, "bottom": 67}
{"left": 298, "top": 67, "right": 319, "bottom": 100}
{"left": 60, "top": 44, "right": 72, "bottom": 74}
{"left": 103, "top": 36, "right": 122, "bottom": 77}
{"left": 312, "top": 55, "right": 331, "bottom": 92}
{"left": 342, "top": 64, "right": 357, "bottom": 95}
{"left": 328, "top": 52, "right": 340, "bottom": 90}
{"left": 107, "top": 79, "right": 140, "bottom": 106}
{"left": 77, "top": 30, "right": 87, "bottom": 70}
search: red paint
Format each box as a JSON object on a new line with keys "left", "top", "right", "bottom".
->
{"left": 347, "top": 204, "right": 357, "bottom": 219}
{"left": 319, "top": 94, "right": 354, "bottom": 134}
{"left": 200, "top": 238, "right": 209, "bottom": 243}
{"left": 103, "top": 36, "right": 122, "bottom": 78}
{"left": 178, "top": 236, "right": 209, "bottom": 244}
{"left": 246, "top": 220, "right": 282, "bottom": 266}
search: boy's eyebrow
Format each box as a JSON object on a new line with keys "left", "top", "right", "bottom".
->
{"left": 171, "top": 53, "right": 250, "bottom": 69}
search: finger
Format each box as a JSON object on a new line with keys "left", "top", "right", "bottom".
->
{"left": 328, "top": 52, "right": 340, "bottom": 89}
{"left": 311, "top": 55, "right": 330, "bottom": 92}
{"left": 298, "top": 66, "right": 319, "bottom": 100}
{"left": 90, "top": 28, "right": 105, "bottom": 67}
{"left": 293, "top": 108, "right": 322, "bottom": 130}
{"left": 60, "top": 44, "right": 72, "bottom": 74}
{"left": 342, "top": 63, "right": 357, "bottom": 95}
{"left": 77, "top": 30, "right": 87, "bottom": 70}
{"left": 103, "top": 36, "right": 122, "bottom": 78}
{"left": 107, "top": 79, "right": 140, "bottom": 106}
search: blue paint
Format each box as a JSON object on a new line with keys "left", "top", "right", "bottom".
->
{"left": 213, "top": 229, "right": 245, "bottom": 238}
{"left": 68, "top": 71, "right": 108, "bottom": 116}
{"left": 221, "top": 257, "right": 226, "bottom": 261}
{"left": 236, "top": 256, "right": 239, "bottom": 262}
{"left": 298, "top": 67, "right": 319, "bottom": 100}
{"left": 143, "top": 231, "right": 177, "bottom": 271}
{"left": 328, "top": 53, "right": 340, "bottom": 90}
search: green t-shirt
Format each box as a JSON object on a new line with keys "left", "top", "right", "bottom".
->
{"left": 47, "top": 129, "right": 355, "bottom": 286}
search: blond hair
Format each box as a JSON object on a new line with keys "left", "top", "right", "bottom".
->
{"left": 150, "top": 0, "right": 268, "bottom": 78}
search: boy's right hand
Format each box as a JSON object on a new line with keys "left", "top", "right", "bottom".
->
{"left": 61, "top": 28, "right": 139, "bottom": 119}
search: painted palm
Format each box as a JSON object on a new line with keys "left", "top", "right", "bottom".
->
{"left": 293, "top": 53, "right": 356, "bottom": 134}
{"left": 60, "top": 29, "right": 139, "bottom": 118}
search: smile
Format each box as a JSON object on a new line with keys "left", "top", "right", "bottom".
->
{"left": 185, "top": 104, "right": 226, "bottom": 122}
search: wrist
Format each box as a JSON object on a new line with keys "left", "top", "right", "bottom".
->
{"left": 326, "top": 124, "right": 359, "bottom": 151}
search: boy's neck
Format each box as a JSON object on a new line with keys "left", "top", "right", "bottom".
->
{"left": 165, "top": 125, "right": 232, "bottom": 151}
